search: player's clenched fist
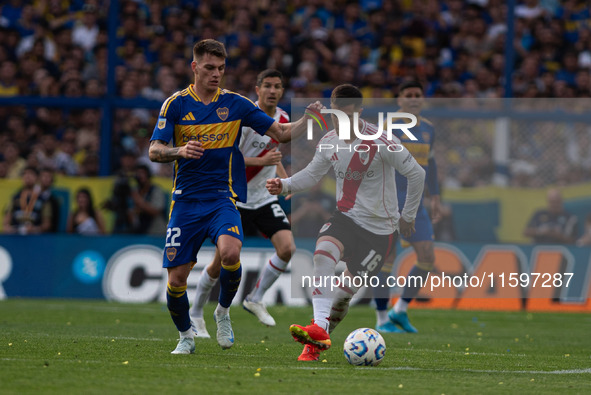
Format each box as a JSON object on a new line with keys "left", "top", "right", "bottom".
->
{"left": 305, "top": 101, "right": 325, "bottom": 116}
{"left": 266, "top": 178, "right": 283, "bottom": 195}
{"left": 180, "top": 140, "right": 204, "bottom": 159}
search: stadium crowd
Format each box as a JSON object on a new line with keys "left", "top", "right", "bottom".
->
{"left": 1, "top": 0, "right": 591, "bottom": 239}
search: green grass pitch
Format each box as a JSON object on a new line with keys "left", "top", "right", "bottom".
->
{"left": 1, "top": 299, "right": 590, "bottom": 394}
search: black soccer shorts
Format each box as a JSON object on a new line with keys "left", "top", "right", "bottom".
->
{"left": 317, "top": 210, "right": 397, "bottom": 277}
{"left": 239, "top": 201, "right": 290, "bottom": 238}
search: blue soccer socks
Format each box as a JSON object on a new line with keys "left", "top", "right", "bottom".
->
{"left": 219, "top": 261, "right": 242, "bottom": 308}
{"left": 167, "top": 283, "right": 191, "bottom": 332}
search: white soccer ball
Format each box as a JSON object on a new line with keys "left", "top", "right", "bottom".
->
{"left": 343, "top": 328, "right": 386, "bottom": 366}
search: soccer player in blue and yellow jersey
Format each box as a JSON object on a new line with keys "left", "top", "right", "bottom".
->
{"left": 149, "top": 39, "right": 314, "bottom": 354}
{"left": 374, "top": 80, "right": 443, "bottom": 334}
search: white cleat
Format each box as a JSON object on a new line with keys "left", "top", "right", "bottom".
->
{"left": 214, "top": 313, "right": 234, "bottom": 350}
{"left": 170, "top": 337, "right": 195, "bottom": 354}
{"left": 243, "top": 297, "right": 276, "bottom": 327}
{"left": 191, "top": 318, "right": 211, "bottom": 339}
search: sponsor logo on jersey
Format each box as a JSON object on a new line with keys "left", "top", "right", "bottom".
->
{"left": 251, "top": 140, "right": 279, "bottom": 150}
{"left": 182, "top": 132, "right": 230, "bottom": 143}
{"left": 182, "top": 112, "right": 196, "bottom": 121}
{"left": 176, "top": 120, "right": 240, "bottom": 149}
{"left": 158, "top": 118, "right": 166, "bottom": 129}
{"left": 319, "top": 222, "right": 331, "bottom": 233}
{"left": 336, "top": 169, "right": 375, "bottom": 180}
{"left": 217, "top": 107, "right": 229, "bottom": 121}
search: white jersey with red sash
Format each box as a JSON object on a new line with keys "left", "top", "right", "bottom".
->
{"left": 288, "top": 119, "right": 425, "bottom": 235}
{"left": 237, "top": 104, "right": 289, "bottom": 210}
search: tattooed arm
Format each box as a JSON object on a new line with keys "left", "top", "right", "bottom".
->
{"left": 149, "top": 140, "right": 204, "bottom": 163}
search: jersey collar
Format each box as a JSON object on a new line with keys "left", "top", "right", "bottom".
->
{"left": 189, "top": 85, "right": 221, "bottom": 103}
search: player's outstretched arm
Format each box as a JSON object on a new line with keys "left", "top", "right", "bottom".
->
{"left": 265, "top": 101, "right": 324, "bottom": 143}
{"left": 149, "top": 140, "right": 204, "bottom": 163}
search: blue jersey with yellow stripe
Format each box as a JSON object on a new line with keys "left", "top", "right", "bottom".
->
{"left": 393, "top": 116, "right": 439, "bottom": 199}
{"left": 151, "top": 85, "right": 275, "bottom": 203}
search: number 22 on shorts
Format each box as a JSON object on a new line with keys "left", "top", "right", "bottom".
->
{"left": 166, "top": 227, "right": 181, "bottom": 247}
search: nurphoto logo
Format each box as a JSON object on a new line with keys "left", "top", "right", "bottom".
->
{"left": 306, "top": 108, "right": 419, "bottom": 141}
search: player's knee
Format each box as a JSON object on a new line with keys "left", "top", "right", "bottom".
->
{"left": 167, "top": 276, "right": 187, "bottom": 288}
{"left": 277, "top": 242, "right": 296, "bottom": 262}
{"left": 219, "top": 247, "right": 240, "bottom": 267}
{"left": 314, "top": 240, "right": 340, "bottom": 265}
{"left": 167, "top": 267, "right": 189, "bottom": 288}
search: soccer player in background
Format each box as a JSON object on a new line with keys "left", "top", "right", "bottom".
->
{"left": 149, "top": 39, "right": 316, "bottom": 354}
{"left": 266, "top": 84, "right": 425, "bottom": 361}
{"left": 190, "top": 69, "right": 296, "bottom": 336}
{"left": 374, "top": 80, "right": 443, "bottom": 333}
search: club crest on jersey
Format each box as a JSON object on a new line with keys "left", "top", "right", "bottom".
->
{"left": 359, "top": 150, "right": 370, "bottom": 165}
{"left": 319, "top": 222, "right": 331, "bottom": 233}
{"left": 166, "top": 247, "right": 177, "bottom": 261}
{"left": 217, "top": 107, "right": 229, "bottom": 121}
{"left": 158, "top": 118, "right": 166, "bottom": 129}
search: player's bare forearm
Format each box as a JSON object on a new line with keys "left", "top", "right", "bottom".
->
{"left": 244, "top": 157, "right": 264, "bottom": 167}
{"left": 276, "top": 162, "right": 288, "bottom": 178}
{"left": 430, "top": 195, "right": 443, "bottom": 223}
{"left": 149, "top": 140, "right": 182, "bottom": 163}
{"left": 266, "top": 117, "right": 307, "bottom": 143}
{"left": 149, "top": 140, "right": 204, "bottom": 163}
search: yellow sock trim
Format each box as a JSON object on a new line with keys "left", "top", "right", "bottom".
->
{"left": 380, "top": 260, "right": 394, "bottom": 274}
{"left": 222, "top": 261, "right": 241, "bottom": 272}
{"left": 416, "top": 261, "right": 434, "bottom": 271}
{"left": 167, "top": 283, "right": 187, "bottom": 298}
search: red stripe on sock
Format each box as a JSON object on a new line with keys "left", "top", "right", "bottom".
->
{"left": 314, "top": 250, "right": 337, "bottom": 264}
{"left": 324, "top": 240, "right": 343, "bottom": 256}
{"left": 268, "top": 259, "right": 285, "bottom": 272}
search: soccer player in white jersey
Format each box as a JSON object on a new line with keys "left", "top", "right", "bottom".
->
{"left": 190, "top": 70, "right": 295, "bottom": 336}
{"left": 266, "top": 84, "right": 425, "bottom": 361}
